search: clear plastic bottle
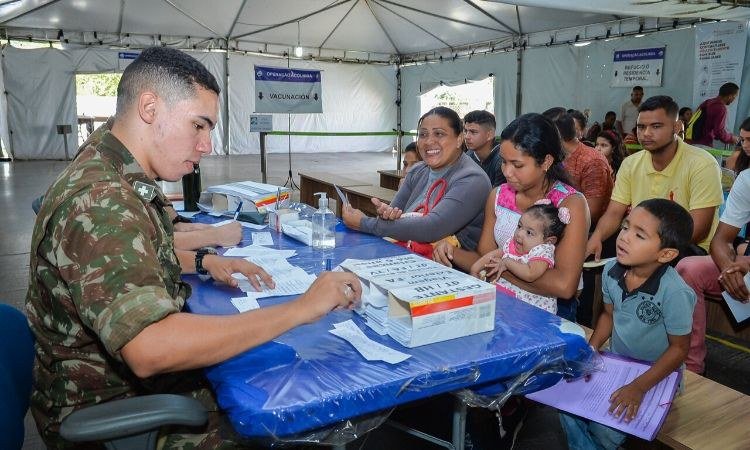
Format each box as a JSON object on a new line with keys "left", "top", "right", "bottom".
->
{"left": 312, "top": 192, "right": 336, "bottom": 249}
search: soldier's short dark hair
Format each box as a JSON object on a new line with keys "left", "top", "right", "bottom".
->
{"left": 719, "top": 82, "right": 739, "bottom": 97}
{"left": 636, "top": 199, "right": 693, "bottom": 251}
{"left": 463, "top": 110, "right": 496, "bottom": 130}
{"left": 116, "top": 47, "right": 220, "bottom": 116}
{"left": 638, "top": 95, "right": 678, "bottom": 119}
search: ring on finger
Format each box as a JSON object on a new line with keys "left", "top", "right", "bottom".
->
{"left": 343, "top": 284, "right": 354, "bottom": 299}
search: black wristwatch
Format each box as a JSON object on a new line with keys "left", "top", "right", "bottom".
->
{"left": 195, "top": 247, "right": 218, "bottom": 275}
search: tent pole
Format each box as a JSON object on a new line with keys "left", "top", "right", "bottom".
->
{"left": 515, "top": 47, "right": 523, "bottom": 117}
{"left": 223, "top": 46, "right": 230, "bottom": 156}
{"left": 396, "top": 64, "right": 402, "bottom": 170}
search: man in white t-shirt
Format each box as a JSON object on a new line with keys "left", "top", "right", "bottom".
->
{"left": 675, "top": 151, "right": 750, "bottom": 374}
{"left": 617, "top": 85, "right": 644, "bottom": 137}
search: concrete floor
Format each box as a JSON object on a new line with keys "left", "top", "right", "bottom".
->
{"left": 2, "top": 152, "right": 749, "bottom": 450}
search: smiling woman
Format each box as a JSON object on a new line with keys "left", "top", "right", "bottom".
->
{"left": 341, "top": 106, "right": 491, "bottom": 253}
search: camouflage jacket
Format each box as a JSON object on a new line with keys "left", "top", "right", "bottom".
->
{"left": 25, "top": 131, "right": 191, "bottom": 447}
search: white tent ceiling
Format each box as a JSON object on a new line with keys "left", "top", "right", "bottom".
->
{"left": 1, "top": 1, "right": 748, "bottom": 62}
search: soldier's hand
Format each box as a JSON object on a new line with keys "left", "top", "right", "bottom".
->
{"left": 203, "top": 255, "right": 274, "bottom": 290}
{"left": 174, "top": 222, "right": 211, "bottom": 232}
{"left": 293, "top": 272, "right": 362, "bottom": 324}
{"left": 211, "top": 221, "right": 242, "bottom": 247}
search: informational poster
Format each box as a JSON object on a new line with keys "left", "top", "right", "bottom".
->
{"left": 254, "top": 65, "right": 322, "bottom": 114}
{"left": 693, "top": 21, "right": 747, "bottom": 131}
{"left": 249, "top": 114, "right": 272, "bottom": 132}
{"left": 117, "top": 51, "right": 139, "bottom": 71}
{"left": 611, "top": 47, "right": 665, "bottom": 87}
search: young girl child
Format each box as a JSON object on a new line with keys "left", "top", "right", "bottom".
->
{"left": 481, "top": 200, "right": 570, "bottom": 314}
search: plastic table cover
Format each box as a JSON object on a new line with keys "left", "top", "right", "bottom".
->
{"left": 185, "top": 218, "right": 595, "bottom": 440}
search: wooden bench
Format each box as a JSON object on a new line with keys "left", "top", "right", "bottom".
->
{"left": 378, "top": 169, "right": 405, "bottom": 190}
{"left": 340, "top": 184, "right": 396, "bottom": 217}
{"left": 705, "top": 294, "right": 750, "bottom": 341}
{"left": 298, "top": 171, "right": 371, "bottom": 212}
{"left": 657, "top": 369, "right": 750, "bottom": 449}
{"left": 579, "top": 326, "right": 750, "bottom": 449}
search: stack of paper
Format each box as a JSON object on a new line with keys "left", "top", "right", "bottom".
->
{"left": 233, "top": 255, "right": 316, "bottom": 299}
{"left": 341, "top": 254, "right": 496, "bottom": 347}
{"left": 526, "top": 352, "right": 681, "bottom": 441}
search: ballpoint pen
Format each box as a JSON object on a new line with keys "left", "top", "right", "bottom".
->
{"left": 233, "top": 201, "right": 243, "bottom": 220}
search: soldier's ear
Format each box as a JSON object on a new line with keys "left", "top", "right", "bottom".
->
{"left": 138, "top": 91, "right": 158, "bottom": 125}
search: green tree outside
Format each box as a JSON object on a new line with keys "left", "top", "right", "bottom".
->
{"left": 75, "top": 73, "right": 121, "bottom": 97}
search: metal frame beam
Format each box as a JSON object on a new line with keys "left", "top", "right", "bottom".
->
{"left": 463, "top": 0, "right": 517, "bottom": 34}
{"left": 232, "top": 0, "right": 353, "bottom": 40}
{"left": 372, "top": 0, "right": 453, "bottom": 51}
{"left": 364, "top": 0, "right": 399, "bottom": 54}
{"left": 0, "top": 0, "right": 63, "bottom": 26}
{"left": 377, "top": 0, "right": 510, "bottom": 34}
{"left": 228, "top": 0, "right": 248, "bottom": 39}
{"left": 161, "top": 0, "right": 220, "bottom": 37}
{"left": 319, "top": 0, "right": 359, "bottom": 50}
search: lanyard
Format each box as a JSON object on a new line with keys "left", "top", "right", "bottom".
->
{"left": 414, "top": 178, "right": 447, "bottom": 214}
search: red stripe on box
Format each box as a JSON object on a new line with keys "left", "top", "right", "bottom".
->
{"left": 411, "top": 295, "right": 474, "bottom": 317}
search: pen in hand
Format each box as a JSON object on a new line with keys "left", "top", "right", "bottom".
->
{"left": 233, "top": 201, "right": 243, "bottom": 220}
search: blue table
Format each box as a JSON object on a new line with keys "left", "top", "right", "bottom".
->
{"left": 186, "top": 219, "right": 593, "bottom": 440}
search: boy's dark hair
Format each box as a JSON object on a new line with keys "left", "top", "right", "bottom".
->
{"left": 542, "top": 107, "right": 577, "bottom": 141}
{"left": 633, "top": 86, "right": 644, "bottom": 92}
{"left": 116, "top": 47, "right": 220, "bottom": 117}
{"left": 404, "top": 142, "right": 417, "bottom": 153}
{"left": 719, "top": 82, "right": 740, "bottom": 97}
{"left": 525, "top": 203, "right": 567, "bottom": 241}
{"left": 636, "top": 199, "right": 693, "bottom": 252}
{"left": 463, "top": 110, "right": 496, "bottom": 130}
{"left": 638, "top": 95, "right": 679, "bottom": 119}
{"left": 678, "top": 107, "right": 692, "bottom": 119}
{"left": 605, "top": 111, "right": 616, "bottom": 119}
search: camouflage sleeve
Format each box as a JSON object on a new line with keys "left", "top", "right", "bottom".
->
{"left": 52, "top": 181, "right": 180, "bottom": 361}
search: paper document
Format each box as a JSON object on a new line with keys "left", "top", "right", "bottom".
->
{"left": 525, "top": 352, "right": 680, "bottom": 441}
{"left": 721, "top": 291, "right": 750, "bottom": 322}
{"left": 583, "top": 257, "right": 616, "bottom": 269}
{"left": 231, "top": 296, "right": 260, "bottom": 313}
{"left": 222, "top": 246, "right": 295, "bottom": 259}
{"left": 240, "top": 221, "right": 268, "bottom": 230}
{"left": 334, "top": 184, "right": 349, "bottom": 205}
{"left": 329, "top": 320, "right": 410, "bottom": 364}
{"left": 251, "top": 232, "right": 274, "bottom": 246}
{"left": 233, "top": 272, "right": 315, "bottom": 298}
{"left": 211, "top": 219, "right": 235, "bottom": 227}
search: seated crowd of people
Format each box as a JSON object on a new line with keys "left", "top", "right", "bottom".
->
{"left": 24, "top": 46, "right": 746, "bottom": 450}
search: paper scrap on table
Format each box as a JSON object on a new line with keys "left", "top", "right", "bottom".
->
{"left": 211, "top": 219, "right": 235, "bottom": 227}
{"left": 171, "top": 201, "right": 185, "bottom": 211}
{"left": 251, "top": 232, "right": 274, "bottom": 246}
{"left": 222, "top": 246, "right": 296, "bottom": 259}
{"left": 208, "top": 211, "right": 224, "bottom": 217}
{"left": 329, "top": 320, "right": 410, "bottom": 364}
{"left": 233, "top": 272, "right": 315, "bottom": 298}
{"left": 721, "top": 291, "right": 750, "bottom": 322}
{"left": 230, "top": 296, "right": 260, "bottom": 313}
{"left": 240, "top": 221, "right": 268, "bottom": 230}
{"left": 177, "top": 211, "right": 200, "bottom": 219}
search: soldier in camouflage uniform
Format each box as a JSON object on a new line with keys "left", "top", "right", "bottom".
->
{"left": 78, "top": 117, "right": 243, "bottom": 250}
{"left": 26, "top": 47, "right": 361, "bottom": 449}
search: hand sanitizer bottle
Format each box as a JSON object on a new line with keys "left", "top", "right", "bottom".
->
{"left": 312, "top": 192, "right": 336, "bottom": 249}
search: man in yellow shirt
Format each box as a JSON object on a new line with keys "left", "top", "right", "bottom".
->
{"left": 586, "top": 95, "right": 722, "bottom": 261}
{"left": 586, "top": 95, "right": 722, "bottom": 376}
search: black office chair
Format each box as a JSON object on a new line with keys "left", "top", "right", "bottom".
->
{"left": 0, "top": 304, "right": 208, "bottom": 450}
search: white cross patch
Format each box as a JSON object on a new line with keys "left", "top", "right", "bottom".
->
{"left": 137, "top": 185, "right": 150, "bottom": 197}
{"left": 133, "top": 181, "right": 156, "bottom": 202}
